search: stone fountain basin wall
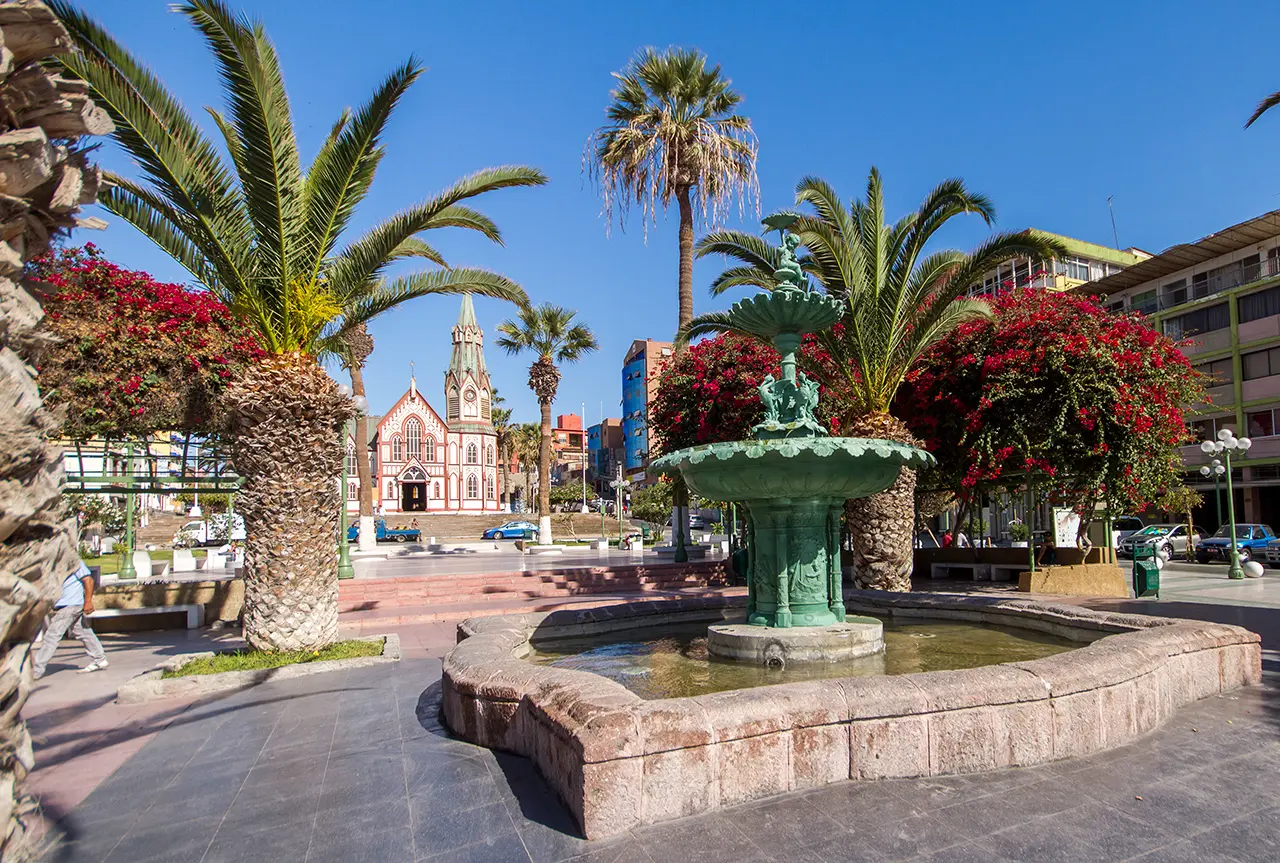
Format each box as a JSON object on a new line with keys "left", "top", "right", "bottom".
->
{"left": 441, "top": 592, "right": 1261, "bottom": 839}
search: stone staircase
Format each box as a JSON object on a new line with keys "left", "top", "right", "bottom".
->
{"left": 337, "top": 559, "right": 738, "bottom": 627}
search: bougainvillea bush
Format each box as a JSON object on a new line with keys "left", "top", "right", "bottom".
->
{"left": 32, "top": 245, "right": 261, "bottom": 439}
{"left": 895, "top": 289, "right": 1204, "bottom": 519}
{"left": 649, "top": 331, "right": 838, "bottom": 454}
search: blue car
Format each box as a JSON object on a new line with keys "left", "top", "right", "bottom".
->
{"left": 483, "top": 521, "right": 538, "bottom": 541}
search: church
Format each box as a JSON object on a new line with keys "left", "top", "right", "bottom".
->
{"left": 346, "top": 295, "right": 502, "bottom": 515}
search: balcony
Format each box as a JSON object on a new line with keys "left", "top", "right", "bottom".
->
{"left": 1151, "top": 256, "right": 1280, "bottom": 314}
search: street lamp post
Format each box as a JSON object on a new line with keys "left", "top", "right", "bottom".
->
{"left": 118, "top": 441, "right": 137, "bottom": 580}
{"left": 1199, "top": 428, "right": 1252, "bottom": 580}
{"left": 610, "top": 466, "right": 632, "bottom": 548}
{"left": 336, "top": 385, "right": 369, "bottom": 581}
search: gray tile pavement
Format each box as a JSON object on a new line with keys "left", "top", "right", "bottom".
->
{"left": 40, "top": 657, "right": 1280, "bottom": 863}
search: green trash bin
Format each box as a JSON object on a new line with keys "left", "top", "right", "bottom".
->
{"left": 1132, "top": 545, "right": 1161, "bottom": 598}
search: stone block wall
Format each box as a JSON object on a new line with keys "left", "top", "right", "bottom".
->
{"left": 443, "top": 593, "right": 1262, "bottom": 839}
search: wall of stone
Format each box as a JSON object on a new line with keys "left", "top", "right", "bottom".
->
{"left": 442, "top": 593, "right": 1262, "bottom": 839}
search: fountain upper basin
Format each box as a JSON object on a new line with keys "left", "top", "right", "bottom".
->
{"left": 651, "top": 436, "right": 933, "bottom": 501}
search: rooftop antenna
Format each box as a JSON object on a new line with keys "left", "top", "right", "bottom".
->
{"left": 1107, "top": 196, "right": 1120, "bottom": 250}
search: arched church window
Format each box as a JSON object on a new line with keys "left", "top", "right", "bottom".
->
{"left": 424, "top": 437, "right": 435, "bottom": 462}
{"left": 403, "top": 466, "right": 426, "bottom": 481}
{"left": 486, "top": 475, "right": 495, "bottom": 499}
{"left": 486, "top": 444, "right": 494, "bottom": 465}
{"left": 345, "top": 443, "right": 356, "bottom": 476}
{"left": 481, "top": 390, "right": 491, "bottom": 421}
{"left": 392, "top": 436, "right": 402, "bottom": 462}
{"left": 464, "top": 388, "right": 477, "bottom": 418}
{"left": 434, "top": 482, "right": 441, "bottom": 499}
{"left": 467, "top": 474, "right": 479, "bottom": 498}
{"left": 466, "top": 443, "right": 478, "bottom": 464}
{"left": 405, "top": 419, "right": 422, "bottom": 460}
{"left": 448, "top": 387, "right": 459, "bottom": 419}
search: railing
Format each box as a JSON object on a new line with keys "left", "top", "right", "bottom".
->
{"left": 1151, "top": 256, "right": 1280, "bottom": 312}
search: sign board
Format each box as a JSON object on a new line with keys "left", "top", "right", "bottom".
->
{"left": 1052, "top": 508, "right": 1080, "bottom": 548}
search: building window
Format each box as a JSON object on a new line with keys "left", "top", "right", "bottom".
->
{"left": 486, "top": 475, "right": 495, "bottom": 498}
{"left": 1131, "top": 289, "right": 1157, "bottom": 315}
{"left": 466, "top": 443, "right": 478, "bottom": 464}
{"left": 448, "top": 387, "right": 459, "bottom": 419}
{"left": 486, "top": 444, "right": 495, "bottom": 465}
{"left": 481, "top": 390, "right": 491, "bottom": 421}
{"left": 1189, "top": 417, "right": 1233, "bottom": 442}
{"left": 345, "top": 444, "right": 356, "bottom": 476}
{"left": 1247, "top": 408, "right": 1278, "bottom": 439}
{"left": 1242, "top": 346, "right": 1280, "bottom": 381}
{"left": 392, "top": 436, "right": 403, "bottom": 462}
{"left": 466, "top": 475, "right": 479, "bottom": 498}
{"left": 386, "top": 480, "right": 395, "bottom": 497}
{"left": 369, "top": 452, "right": 376, "bottom": 476}
{"left": 1163, "top": 304, "right": 1229, "bottom": 339}
{"left": 423, "top": 437, "right": 435, "bottom": 462}
{"left": 406, "top": 419, "right": 422, "bottom": 460}
{"left": 1195, "top": 358, "right": 1234, "bottom": 386}
{"left": 1240, "top": 285, "right": 1280, "bottom": 324}
{"left": 348, "top": 482, "right": 358, "bottom": 501}
{"left": 434, "top": 482, "right": 441, "bottom": 498}
{"left": 1161, "top": 279, "right": 1187, "bottom": 308}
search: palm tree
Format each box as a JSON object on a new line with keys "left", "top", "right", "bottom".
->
{"left": 1246, "top": 89, "right": 1280, "bottom": 127}
{"left": 496, "top": 305, "right": 598, "bottom": 542}
{"left": 491, "top": 403, "right": 514, "bottom": 511}
{"left": 687, "top": 169, "right": 1067, "bottom": 591}
{"left": 586, "top": 47, "right": 758, "bottom": 333}
{"left": 52, "top": 0, "right": 546, "bottom": 650}
{"left": 513, "top": 422, "right": 542, "bottom": 513}
{"left": 340, "top": 324, "right": 375, "bottom": 531}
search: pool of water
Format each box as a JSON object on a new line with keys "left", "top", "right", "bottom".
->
{"left": 529, "top": 617, "right": 1089, "bottom": 699}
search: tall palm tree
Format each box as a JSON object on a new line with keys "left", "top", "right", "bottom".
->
{"left": 687, "top": 169, "right": 1067, "bottom": 591}
{"left": 496, "top": 305, "right": 598, "bottom": 542}
{"left": 513, "top": 422, "right": 542, "bottom": 512}
{"left": 491, "top": 404, "right": 514, "bottom": 511}
{"left": 52, "top": 0, "right": 546, "bottom": 650}
{"left": 340, "top": 324, "right": 375, "bottom": 529}
{"left": 586, "top": 47, "right": 758, "bottom": 333}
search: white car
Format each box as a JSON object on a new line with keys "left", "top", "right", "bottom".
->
{"left": 174, "top": 514, "right": 246, "bottom": 547}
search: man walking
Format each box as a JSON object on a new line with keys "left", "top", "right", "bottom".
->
{"left": 32, "top": 561, "right": 108, "bottom": 679}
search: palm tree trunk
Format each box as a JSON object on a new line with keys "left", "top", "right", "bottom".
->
{"left": 226, "top": 354, "right": 353, "bottom": 650}
{"left": 348, "top": 361, "right": 373, "bottom": 519}
{"left": 676, "top": 184, "right": 695, "bottom": 333}
{"left": 845, "top": 413, "right": 918, "bottom": 592}
{"left": 499, "top": 445, "right": 508, "bottom": 512}
{"left": 0, "top": 8, "right": 110, "bottom": 857}
{"left": 539, "top": 400, "right": 553, "bottom": 523}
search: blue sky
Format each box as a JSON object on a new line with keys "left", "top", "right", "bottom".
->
{"left": 80, "top": 0, "right": 1280, "bottom": 426}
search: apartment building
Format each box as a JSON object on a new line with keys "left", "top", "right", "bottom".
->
{"left": 1083, "top": 209, "right": 1280, "bottom": 529}
{"left": 587, "top": 418, "right": 624, "bottom": 494}
{"left": 967, "top": 229, "right": 1148, "bottom": 296}
{"left": 621, "top": 338, "right": 674, "bottom": 483}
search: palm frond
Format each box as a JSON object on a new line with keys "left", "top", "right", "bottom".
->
{"left": 1246, "top": 89, "right": 1280, "bottom": 128}
{"left": 676, "top": 311, "right": 739, "bottom": 347}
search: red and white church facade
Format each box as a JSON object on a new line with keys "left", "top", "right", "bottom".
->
{"left": 345, "top": 295, "right": 501, "bottom": 514}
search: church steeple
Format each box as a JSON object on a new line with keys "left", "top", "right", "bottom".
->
{"left": 444, "top": 294, "right": 492, "bottom": 426}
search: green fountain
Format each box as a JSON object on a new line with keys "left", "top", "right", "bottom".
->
{"left": 652, "top": 222, "right": 932, "bottom": 665}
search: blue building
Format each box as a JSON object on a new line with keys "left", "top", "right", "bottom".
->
{"left": 587, "top": 418, "right": 623, "bottom": 493}
{"left": 621, "top": 339, "right": 673, "bottom": 481}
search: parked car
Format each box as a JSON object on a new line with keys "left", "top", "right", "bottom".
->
{"left": 1196, "top": 524, "right": 1276, "bottom": 564}
{"left": 1116, "top": 524, "right": 1202, "bottom": 559}
{"left": 1113, "top": 516, "right": 1145, "bottom": 542}
{"left": 173, "top": 514, "right": 246, "bottom": 547}
{"left": 346, "top": 518, "right": 422, "bottom": 544}
{"left": 482, "top": 520, "right": 538, "bottom": 540}
{"left": 1261, "top": 536, "right": 1280, "bottom": 564}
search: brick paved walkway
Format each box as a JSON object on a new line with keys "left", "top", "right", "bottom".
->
{"left": 37, "top": 651, "right": 1280, "bottom": 863}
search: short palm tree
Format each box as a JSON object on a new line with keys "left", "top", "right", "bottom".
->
{"left": 52, "top": 0, "right": 546, "bottom": 649}
{"left": 340, "top": 324, "right": 376, "bottom": 528}
{"left": 513, "top": 422, "right": 542, "bottom": 512}
{"left": 687, "top": 169, "right": 1067, "bottom": 591}
{"left": 586, "top": 47, "right": 758, "bottom": 333}
{"left": 490, "top": 393, "right": 514, "bottom": 511}
{"left": 496, "top": 305, "right": 598, "bottom": 541}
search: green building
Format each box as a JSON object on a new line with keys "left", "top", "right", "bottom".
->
{"left": 1082, "top": 209, "right": 1280, "bottom": 529}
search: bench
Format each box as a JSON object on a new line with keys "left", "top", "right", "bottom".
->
{"left": 171, "top": 549, "right": 205, "bottom": 573}
{"left": 131, "top": 551, "right": 170, "bottom": 580}
{"left": 91, "top": 603, "right": 205, "bottom": 630}
{"left": 929, "top": 562, "right": 990, "bottom": 580}
{"left": 988, "top": 564, "right": 1027, "bottom": 582}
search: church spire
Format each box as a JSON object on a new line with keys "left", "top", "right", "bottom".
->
{"left": 445, "top": 294, "right": 492, "bottom": 426}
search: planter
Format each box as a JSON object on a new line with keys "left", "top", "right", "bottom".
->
{"left": 117, "top": 633, "right": 400, "bottom": 704}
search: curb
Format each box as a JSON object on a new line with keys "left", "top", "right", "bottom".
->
{"left": 116, "top": 633, "right": 401, "bottom": 704}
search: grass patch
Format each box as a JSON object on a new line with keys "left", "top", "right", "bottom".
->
{"left": 161, "top": 638, "right": 385, "bottom": 678}
{"left": 85, "top": 549, "right": 207, "bottom": 576}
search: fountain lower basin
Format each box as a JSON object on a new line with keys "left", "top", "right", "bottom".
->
{"left": 441, "top": 592, "right": 1261, "bottom": 839}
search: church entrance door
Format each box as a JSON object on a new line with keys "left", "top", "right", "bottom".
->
{"left": 402, "top": 482, "right": 426, "bottom": 511}
{"left": 400, "top": 466, "right": 427, "bottom": 512}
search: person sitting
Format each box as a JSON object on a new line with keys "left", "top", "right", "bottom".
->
{"left": 1036, "top": 535, "right": 1057, "bottom": 567}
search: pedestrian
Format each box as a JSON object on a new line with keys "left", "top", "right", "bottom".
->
{"left": 31, "top": 560, "right": 108, "bottom": 679}
{"left": 409, "top": 517, "right": 420, "bottom": 530}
